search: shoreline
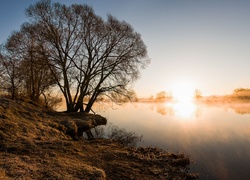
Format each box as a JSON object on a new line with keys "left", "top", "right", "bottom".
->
{"left": 0, "top": 98, "right": 198, "bottom": 179}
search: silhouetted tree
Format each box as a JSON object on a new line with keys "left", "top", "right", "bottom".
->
{"left": 3, "top": 24, "right": 58, "bottom": 103}
{"left": 0, "top": 45, "right": 22, "bottom": 99}
{"left": 26, "top": 0, "right": 149, "bottom": 112}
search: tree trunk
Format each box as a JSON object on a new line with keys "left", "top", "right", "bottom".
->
{"left": 73, "top": 100, "right": 84, "bottom": 112}
{"left": 85, "top": 94, "right": 98, "bottom": 113}
{"left": 11, "top": 78, "right": 16, "bottom": 100}
{"left": 73, "top": 94, "right": 85, "bottom": 112}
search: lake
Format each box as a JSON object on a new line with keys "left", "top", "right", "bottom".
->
{"left": 94, "top": 101, "right": 250, "bottom": 180}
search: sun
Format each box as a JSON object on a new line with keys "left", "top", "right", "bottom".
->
{"left": 172, "top": 81, "right": 194, "bottom": 102}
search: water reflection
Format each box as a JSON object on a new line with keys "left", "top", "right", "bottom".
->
{"left": 153, "top": 101, "right": 250, "bottom": 117}
{"left": 95, "top": 102, "right": 250, "bottom": 179}
{"left": 156, "top": 103, "right": 174, "bottom": 116}
{"left": 173, "top": 102, "right": 196, "bottom": 118}
{"left": 223, "top": 103, "right": 250, "bottom": 115}
{"left": 153, "top": 101, "right": 201, "bottom": 118}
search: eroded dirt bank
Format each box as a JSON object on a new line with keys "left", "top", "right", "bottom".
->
{"left": 0, "top": 98, "right": 198, "bottom": 179}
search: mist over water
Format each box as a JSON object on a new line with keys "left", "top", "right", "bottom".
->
{"left": 95, "top": 101, "right": 250, "bottom": 179}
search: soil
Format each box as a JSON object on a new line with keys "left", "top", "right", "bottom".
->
{"left": 0, "top": 98, "right": 198, "bottom": 179}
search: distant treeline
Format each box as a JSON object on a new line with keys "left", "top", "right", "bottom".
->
{"left": 232, "top": 88, "right": 250, "bottom": 100}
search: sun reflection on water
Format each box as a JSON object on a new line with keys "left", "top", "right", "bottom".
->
{"left": 94, "top": 102, "right": 250, "bottom": 179}
{"left": 161, "top": 101, "right": 197, "bottom": 118}
{"left": 173, "top": 101, "right": 196, "bottom": 118}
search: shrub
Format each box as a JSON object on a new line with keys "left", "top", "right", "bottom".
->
{"left": 107, "top": 124, "right": 142, "bottom": 147}
{"left": 93, "top": 123, "right": 143, "bottom": 147}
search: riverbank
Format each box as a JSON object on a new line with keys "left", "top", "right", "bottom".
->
{"left": 0, "top": 98, "right": 198, "bottom": 179}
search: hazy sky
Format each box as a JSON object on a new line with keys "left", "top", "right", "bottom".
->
{"left": 1, "top": 0, "right": 250, "bottom": 97}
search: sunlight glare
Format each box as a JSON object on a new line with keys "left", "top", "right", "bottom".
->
{"left": 173, "top": 81, "right": 194, "bottom": 102}
{"left": 173, "top": 101, "right": 196, "bottom": 118}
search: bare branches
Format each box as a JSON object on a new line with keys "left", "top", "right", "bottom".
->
{"left": 0, "top": 22, "right": 58, "bottom": 102}
{"left": 23, "top": 0, "right": 149, "bottom": 112}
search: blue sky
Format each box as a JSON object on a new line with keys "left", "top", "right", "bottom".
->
{"left": 1, "top": 0, "right": 250, "bottom": 97}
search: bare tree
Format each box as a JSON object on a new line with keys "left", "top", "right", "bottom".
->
{"left": 17, "top": 25, "right": 58, "bottom": 102}
{"left": 26, "top": 0, "right": 149, "bottom": 112}
{"left": 0, "top": 44, "right": 22, "bottom": 99}
{"left": 0, "top": 51, "right": 5, "bottom": 95}
{"left": 1, "top": 24, "right": 59, "bottom": 103}
{"left": 194, "top": 89, "right": 202, "bottom": 99}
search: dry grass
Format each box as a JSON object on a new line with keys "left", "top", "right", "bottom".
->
{"left": 0, "top": 98, "right": 198, "bottom": 179}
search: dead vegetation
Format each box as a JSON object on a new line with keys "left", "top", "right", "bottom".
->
{"left": 0, "top": 98, "right": 198, "bottom": 179}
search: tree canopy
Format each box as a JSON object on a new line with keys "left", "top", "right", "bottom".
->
{"left": 0, "top": 0, "right": 149, "bottom": 112}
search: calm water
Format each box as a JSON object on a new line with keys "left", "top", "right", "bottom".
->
{"left": 94, "top": 101, "right": 250, "bottom": 180}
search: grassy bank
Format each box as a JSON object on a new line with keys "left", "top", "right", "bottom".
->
{"left": 0, "top": 98, "right": 198, "bottom": 179}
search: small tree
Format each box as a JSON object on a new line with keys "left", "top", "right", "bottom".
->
{"left": 156, "top": 91, "right": 167, "bottom": 100}
{"left": 195, "top": 89, "right": 202, "bottom": 99}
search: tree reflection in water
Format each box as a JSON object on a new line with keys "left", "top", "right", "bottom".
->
{"left": 155, "top": 102, "right": 200, "bottom": 118}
